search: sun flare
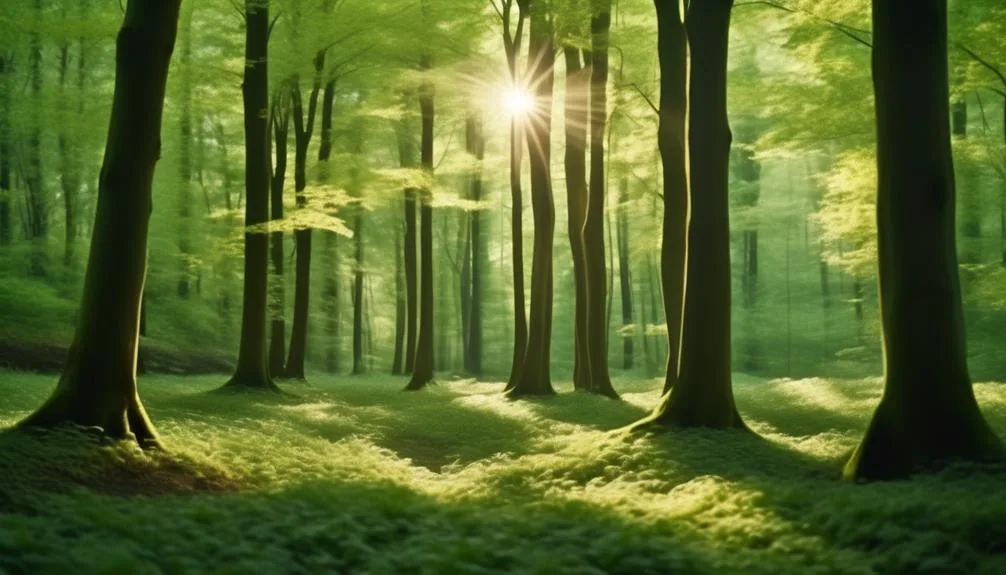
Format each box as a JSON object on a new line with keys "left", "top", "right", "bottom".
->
{"left": 503, "top": 86, "right": 535, "bottom": 118}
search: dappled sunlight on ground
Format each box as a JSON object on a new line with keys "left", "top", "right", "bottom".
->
{"left": 1, "top": 371, "right": 1005, "bottom": 573}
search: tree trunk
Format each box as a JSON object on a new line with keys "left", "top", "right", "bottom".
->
{"left": 392, "top": 218, "right": 406, "bottom": 374}
{"left": 617, "top": 175, "right": 634, "bottom": 371}
{"left": 26, "top": 0, "right": 47, "bottom": 277}
{"left": 654, "top": 0, "right": 688, "bottom": 396}
{"left": 57, "top": 41, "right": 81, "bottom": 268}
{"left": 468, "top": 112, "right": 485, "bottom": 376}
{"left": 953, "top": 99, "right": 982, "bottom": 266}
{"left": 0, "top": 55, "right": 10, "bottom": 246}
{"left": 285, "top": 51, "right": 325, "bottom": 381}
{"left": 503, "top": 6, "right": 528, "bottom": 391}
{"left": 19, "top": 0, "right": 182, "bottom": 444}
{"left": 459, "top": 197, "right": 472, "bottom": 373}
{"left": 269, "top": 94, "right": 289, "bottom": 378}
{"left": 176, "top": 0, "right": 194, "bottom": 297}
{"left": 406, "top": 52, "right": 436, "bottom": 391}
{"left": 563, "top": 48, "right": 591, "bottom": 390}
{"left": 352, "top": 123, "right": 365, "bottom": 375}
{"left": 318, "top": 77, "right": 339, "bottom": 374}
{"left": 398, "top": 115, "right": 420, "bottom": 374}
{"left": 507, "top": 0, "right": 556, "bottom": 398}
{"left": 844, "top": 0, "right": 1003, "bottom": 481}
{"left": 734, "top": 141, "right": 761, "bottom": 371}
{"left": 638, "top": 0, "right": 744, "bottom": 430}
{"left": 578, "top": 0, "right": 619, "bottom": 398}
{"left": 225, "top": 0, "right": 279, "bottom": 392}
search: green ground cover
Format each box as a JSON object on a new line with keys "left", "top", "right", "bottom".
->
{"left": 1, "top": 373, "right": 1005, "bottom": 574}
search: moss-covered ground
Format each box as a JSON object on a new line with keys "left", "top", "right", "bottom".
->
{"left": 1, "top": 372, "right": 1005, "bottom": 574}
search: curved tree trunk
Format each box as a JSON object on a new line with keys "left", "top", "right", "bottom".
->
{"left": 638, "top": 0, "right": 744, "bottom": 429}
{"left": 507, "top": 0, "right": 556, "bottom": 397}
{"left": 654, "top": 0, "right": 688, "bottom": 396}
{"left": 225, "top": 0, "right": 279, "bottom": 392}
{"left": 563, "top": 48, "right": 590, "bottom": 390}
{"left": 19, "top": 0, "right": 183, "bottom": 445}
{"left": 844, "top": 0, "right": 1003, "bottom": 481}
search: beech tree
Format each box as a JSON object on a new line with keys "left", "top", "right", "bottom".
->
{"left": 844, "top": 0, "right": 1004, "bottom": 481}
{"left": 19, "top": 0, "right": 183, "bottom": 444}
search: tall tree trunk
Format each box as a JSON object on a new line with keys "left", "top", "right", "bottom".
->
{"left": 392, "top": 217, "right": 406, "bottom": 374}
{"left": 269, "top": 93, "right": 289, "bottom": 377}
{"left": 406, "top": 50, "right": 436, "bottom": 391}
{"left": 176, "top": 0, "right": 194, "bottom": 297}
{"left": 953, "top": 99, "right": 982, "bottom": 266}
{"left": 563, "top": 48, "right": 591, "bottom": 390}
{"left": 502, "top": 3, "right": 528, "bottom": 391}
{"left": 580, "top": 0, "right": 619, "bottom": 398}
{"left": 26, "top": 0, "right": 47, "bottom": 276}
{"left": 654, "top": 0, "right": 688, "bottom": 396}
{"left": 844, "top": 0, "right": 1003, "bottom": 481}
{"left": 507, "top": 0, "right": 556, "bottom": 397}
{"left": 459, "top": 210, "right": 472, "bottom": 373}
{"left": 616, "top": 175, "right": 634, "bottom": 371}
{"left": 398, "top": 115, "right": 420, "bottom": 374}
{"left": 733, "top": 140, "right": 761, "bottom": 371}
{"left": 318, "top": 78, "right": 340, "bottom": 374}
{"left": 637, "top": 0, "right": 744, "bottom": 430}
{"left": 352, "top": 123, "right": 366, "bottom": 375}
{"left": 285, "top": 51, "right": 325, "bottom": 381}
{"left": 225, "top": 0, "right": 279, "bottom": 392}
{"left": 19, "top": 0, "right": 182, "bottom": 444}
{"left": 0, "top": 55, "right": 10, "bottom": 246}
{"left": 468, "top": 112, "right": 485, "bottom": 376}
{"left": 57, "top": 41, "right": 80, "bottom": 268}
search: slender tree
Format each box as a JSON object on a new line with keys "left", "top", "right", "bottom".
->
{"left": 26, "top": 0, "right": 47, "bottom": 276}
{"left": 397, "top": 112, "right": 419, "bottom": 374}
{"left": 653, "top": 0, "right": 688, "bottom": 396}
{"left": 351, "top": 119, "right": 366, "bottom": 375}
{"left": 176, "top": 0, "right": 195, "bottom": 297}
{"left": 581, "top": 0, "right": 619, "bottom": 398}
{"left": 563, "top": 46, "right": 590, "bottom": 390}
{"left": 0, "top": 54, "right": 10, "bottom": 246}
{"left": 269, "top": 91, "right": 290, "bottom": 377}
{"left": 616, "top": 174, "right": 634, "bottom": 371}
{"left": 844, "top": 0, "right": 1003, "bottom": 481}
{"left": 635, "top": 0, "right": 744, "bottom": 429}
{"left": 18, "top": 0, "right": 183, "bottom": 444}
{"left": 406, "top": 48, "right": 436, "bottom": 391}
{"left": 467, "top": 111, "right": 486, "bottom": 376}
{"left": 499, "top": 0, "right": 529, "bottom": 390}
{"left": 318, "top": 77, "right": 340, "bottom": 374}
{"left": 285, "top": 49, "right": 327, "bottom": 381}
{"left": 392, "top": 215, "right": 406, "bottom": 374}
{"left": 507, "top": 0, "right": 556, "bottom": 397}
{"left": 224, "top": 0, "right": 280, "bottom": 392}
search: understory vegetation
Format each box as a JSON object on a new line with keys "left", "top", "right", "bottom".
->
{"left": 2, "top": 373, "right": 1005, "bottom": 574}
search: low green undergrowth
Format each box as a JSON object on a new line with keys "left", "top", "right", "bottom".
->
{"left": 1, "top": 372, "right": 1004, "bottom": 574}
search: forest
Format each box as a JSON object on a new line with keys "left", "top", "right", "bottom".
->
{"left": 0, "top": 0, "right": 1005, "bottom": 572}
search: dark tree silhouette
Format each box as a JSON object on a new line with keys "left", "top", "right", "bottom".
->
{"left": 844, "top": 0, "right": 1004, "bottom": 481}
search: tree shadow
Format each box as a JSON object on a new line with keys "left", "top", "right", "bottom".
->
{"left": 525, "top": 391, "right": 650, "bottom": 430}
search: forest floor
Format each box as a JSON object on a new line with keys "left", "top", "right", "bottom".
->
{"left": 1, "top": 372, "right": 1005, "bottom": 574}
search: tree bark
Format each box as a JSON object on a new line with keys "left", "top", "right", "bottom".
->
{"left": 18, "top": 0, "right": 183, "bottom": 445}
{"left": 318, "top": 77, "right": 340, "bottom": 374}
{"left": 844, "top": 0, "right": 1003, "bottom": 481}
{"left": 269, "top": 93, "right": 289, "bottom": 378}
{"left": 285, "top": 51, "right": 326, "bottom": 381}
{"left": 654, "top": 0, "right": 688, "bottom": 395}
{"left": 616, "top": 175, "right": 634, "bottom": 371}
{"left": 392, "top": 217, "right": 406, "bottom": 374}
{"left": 503, "top": 2, "right": 528, "bottom": 391}
{"left": 398, "top": 114, "right": 420, "bottom": 374}
{"left": 507, "top": 0, "right": 556, "bottom": 397}
{"left": 225, "top": 0, "right": 280, "bottom": 392}
{"left": 637, "top": 0, "right": 744, "bottom": 430}
{"left": 468, "top": 112, "right": 485, "bottom": 376}
{"left": 580, "top": 0, "right": 619, "bottom": 398}
{"left": 563, "top": 48, "right": 591, "bottom": 390}
{"left": 406, "top": 51, "right": 436, "bottom": 391}
{"left": 26, "top": 0, "right": 47, "bottom": 277}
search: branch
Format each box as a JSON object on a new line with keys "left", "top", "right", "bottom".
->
{"left": 734, "top": 1, "right": 872, "bottom": 49}
{"left": 624, "top": 83, "right": 658, "bottom": 115}
{"left": 958, "top": 43, "right": 1006, "bottom": 91}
